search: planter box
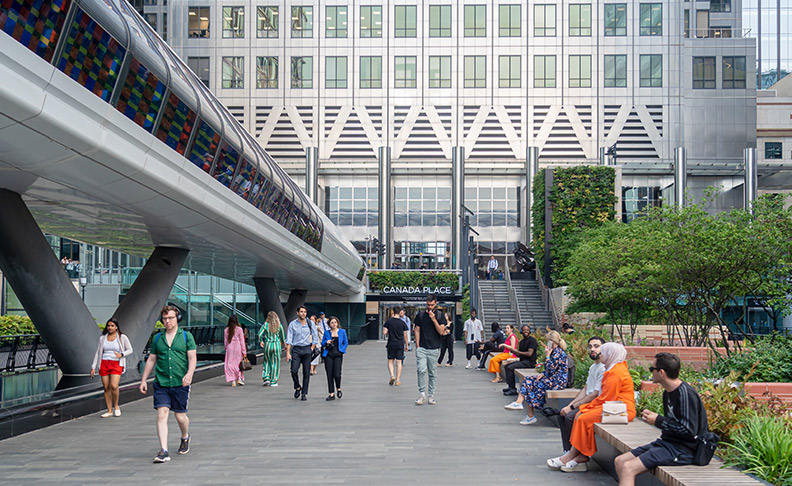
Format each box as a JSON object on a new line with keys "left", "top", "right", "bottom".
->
{"left": 603, "top": 324, "right": 724, "bottom": 346}
{"left": 626, "top": 346, "right": 729, "bottom": 370}
{"left": 640, "top": 380, "right": 792, "bottom": 404}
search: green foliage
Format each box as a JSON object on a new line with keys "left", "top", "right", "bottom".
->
{"left": 724, "top": 414, "right": 792, "bottom": 486}
{"left": 532, "top": 166, "right": 617, "bottom": 285}
{"left": 461, "top": 284, "right": 470, "bottom": 320}
{"left": 0, "top": 315, "right": 37, "bottom": 335}
{"left": 699, "top": 372, "right": 758, "bottom": 444}
{"left": 559, "top": 321, "right": 608, "bottom": 389}
{"left": 367, "top": 271, "right": 459, "bottom": 291}
{"left": 708, "top": 334, "right": 792, "bottom": 383}
{"left": 636, "top": 388, "right": 663, "bottom": 414}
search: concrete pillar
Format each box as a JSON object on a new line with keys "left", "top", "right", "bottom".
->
{"left": 283, "top": 289, "right": 307, "bottom": 323}
{"left": 744, "top": 147, "right": 757, "bottom": 212}
{"left": 111, "top": 246, "right": 189, "bottom": 376}
{"left": 599, "top": 147, "right": 607, "bottom": 166}
{"left": 452, "top": 146, "right": 465, "bottom": 270}
{"left": 377, "top": 146, "right": 392, "bottom": 269}
{"left": 674, "top": 147, "right": 687, "bottom": 208}
{"left": 305, "top": 146, "right": 319, "bottom": 204}
{"left": 253, "top": 277, "right": 288, "bottom": 331}
{"left": 0, "top": 190, "right": 99, "bottom": 388}
{"left": 526, "top": 146, "right": 539, "bottom": 244}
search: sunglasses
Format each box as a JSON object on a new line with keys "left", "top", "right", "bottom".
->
{"left": 649, "top": 366, "right": 661, "bottom": 373}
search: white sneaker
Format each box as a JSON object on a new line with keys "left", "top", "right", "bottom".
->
{"left": 415, "top": 395, "right": 427, "bottom": 405}
{"left": 465, "top": 363, "right": 472, "bottom": 369}
{"left": 427, "top": 396, "right": 436, "bottom": 405}
{"left": 100, "top": 411, "right": 113, "bottom": 418}
{"left": 271, "top": 383, "right": 279, "bottom": 387}
{"left": 113, "top": 408, "right": 121, "bottom": 417}
{"left": 504, "top": 401, "right": 523, "bottom": 410}
{"left": 561, "top": 460, "right": 588, "bottom": 472}
{"left": 520, "top": 415, "right": 538, "bottom": 425}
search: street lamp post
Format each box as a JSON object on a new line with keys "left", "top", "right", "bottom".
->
{"left": 79, "top": 276, "right": 87, "bottom": 302}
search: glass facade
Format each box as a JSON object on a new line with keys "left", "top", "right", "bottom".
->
{"left": 499, "top": 55, "right": 521, "bottom": 88}
{"left": 222, "top": 56, "right": 244, "bottom": 88}
{"left": 604, "top": 4, "right": 627, "bottom": 36}
{"left": 291, "top": 56, "right": 313, "bottom": 88}
{"left": 188, "top": 6, "right": 209, "bottom": 37}
{"left": 693, "top": 57, "right": 716, "bottom": 89}
{"left": 326, "top": 187, "right": 378, "bottom": 226}
{"left": 604, "top": 54, "right": 627, "bottom": 87}
{"left": 464, "top": 5, "right": 486, "bottom": 37}
{"left": 326, "top": 6, "right": 348, "bottom": 38}
{"left": 394, "top": 187, "right": 451, "bottom": 227}
{"left": 116, "top": 58, "right": 167, "bottom": 132}
{"left": 639, "top": 3, "right": 662, "bottom": 36}
{"left": 464, "top": 186, "right": 519, "bottom": 227}
{"left": 155, "top": 93, "right": 197, "bottom": 155}
{"left": 395, "top": 56, "right": 417, "bottom": 88}
{"left": 534, "top": 4, "right": 556, "bottom": 36}
{"left": 569, "top": 4, "right": 591, "bottom": 36}
{"left": 360, "top": 5, "right": 382, "bottom": 37}
{"left": 360, "top": 56, "right": 382, "bottom": 88}
{"left": 534, "top": 55, "right": 556, "bottom": 87}
{"left": 622, "top": 186, "right": 661, "bottom": 222}
{"left": 291, "top": 6, "right": 312, "bottom": 38}
{"left": 499, "top": 4, "right": 520, "bottom": 37}
{"left": 429, "top": 5, "right": 451, "bottom": 37}
{"left": 464, "top": 55, "right": 486, "bottom": 88}
{"left": 256, "top": 56, "right": 278, "bottom": 88}
{"left": 326, "top": 56, "right": 347, "bottom": 88}
{"left": 257, "top": 6, "right": 278, "bottom": 38}
{"left": 222, "top": 6, "right": 244, "bottom": 38}
{"left": 569, "top": 55, "right": 592, "bottom": 87}
{"left": 640, "top": 54, "right": 662, "bottom": 87}
{"left": 394, "top": 5, "right": 416, "bottom": 37}
{"left": 1, "top": 0, "right": 72, "bottom": 62}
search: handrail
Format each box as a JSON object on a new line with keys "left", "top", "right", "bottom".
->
{"left": 0, "top": 335, "right": 56, "bottom": 372}
{"left": 476, "top": 278, "right": 486, "bottom": 330}
{"left": 535, "top": 267, "right": 562, "bottom": 331}
{"left": 505, "top": 262, "right": 523, "bottom": 328}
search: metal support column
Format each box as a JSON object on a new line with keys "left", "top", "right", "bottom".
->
{"left": 452, "top": 146, "right": 465, "bottom": 270}
{"left": 111, "top": 246, "right": 189, "bottom": 376}
{"left": 673, "top": 147, "right": 687, "bottom": 208}
{"left": 744, "top": 147, "right": 757, "bottom": 212}
{"left": 0, "top": 189, "right": 99, "bottom": 388}
{"left": 283, "top": 289, "right": 308, "bottom": 323}
{"left": 599, "top": 147, "right": 607, "bottom": 166}
{"left": 305, "top": 147, "right": 319, "bottom": 204}
{"left": 378, "top": 146, "right": 392, "bottom": 269}
{"left": 526, "top": 146, "right": 539, "bottom": 244}
{"left": 253, "top": 277, "right": 288, "bottom": 331}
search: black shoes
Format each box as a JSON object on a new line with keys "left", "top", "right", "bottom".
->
{"left": 337, "top": 389, "right": 342, "bottom": 399}
{"left": 178, "top": 436, "right": 190, "bottom": 455}
{"left": 503, "top": 388, "right": 518, "bottom": 396}
{"left": 294, "top": 388, "right": 301, "bottom": 399}
{"left": 326, "top": 395, "right": 335, "bottom": 401}
{"left": 300, "top": 395, "right": 307, "bottom": 401}
{"left": 153, "top": 449, "right": 170, "bottom": 463}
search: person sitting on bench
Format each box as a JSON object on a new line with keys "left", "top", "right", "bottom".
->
{"left": 502, "top": 325, "right": 538, "bottom": 396}
{"left": 475, "top": 323, "right": 505, "bottom": 370}
{"left": 614, "top": 352, "right": 709, "bottom": 486}
{"left": 487, "top": 324, "right": 517, "bottom": 383}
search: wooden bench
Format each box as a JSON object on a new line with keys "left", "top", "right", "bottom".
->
{"left": 510, "top": 368, "right": 581, "bottom": 414}
{"left": 592, "top": 420, "right": 764, "bottom": 486}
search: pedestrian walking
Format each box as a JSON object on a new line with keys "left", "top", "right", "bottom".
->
{"left": 413, "top": 294, "right": 447, "bottom": 405}
{"left": 322, "top": 316, "right": 348, "bottom": 401}
{"left": 224, "top": 315, "right": 247, "bottom": 386}
{"left": 139, "top": 306, "right": 197, "bottom": 463}
{"left": 285, "top": 305, "right": 318, "bottom": 401}
{"left": 383, "top": 306, "right": 409, "bottom": 385}
{"left": 437, "top": 310, "right": 454, "bottom": 366}
{"left": 258, "top": 311, "right": 285, "bottom": 386}
{"left": 90, "top": 318, "right": 133, "bottom": 418}
{"left": 463, "top": 309, "right": 484, "bottom": 369}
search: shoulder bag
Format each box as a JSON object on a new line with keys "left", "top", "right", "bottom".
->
{"left": 601, "top": 401, "right": 629, "bottom": 424}
{"left": 692, "top": 431, "right": 719, "bottom": 466}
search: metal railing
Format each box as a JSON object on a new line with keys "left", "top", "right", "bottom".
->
{"left": 0, "top": 335, "right": 56, "bottom": 372}
{"left": 505, "top": 263, "right": 524, "bottom": 328}
{"left": 684, "top": 27, "right": 752, "bottom": 39}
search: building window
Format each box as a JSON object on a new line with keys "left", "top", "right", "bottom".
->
{"left": 326, "top": 187, "right": 378, "bottom": 227}
{"left": 499, "top": 55, "right": 521, "bottom": 87}
{"left": 256, "top": 56, "right": 278, "bottom": 88}
{"left": 395, "top": 56, "right": 417, "bottom": 88}
{"left": 395, "top": 5, "right": 417, "bottom": 37}
{"left": 692, "top": 56, "right": 716, "bottom": 89}
{"left": 604, "top": 4, "right": 626, "bottom": 36}
{"left": 326, "top": 6, "right": 348, "bottom": 38}
{"left": 188, "top": 57, "right": 209, "bottom": 87}
{"left": 534, "top": 55, "right": 556, "bottom": 87}
{"left": 569, "top": 55, "right": 591, "bottom": 87}
{"left": 622, "top": 186, "right": 661, "bottom": 223}
{"left": 188, "top": 6, "right": 209, "bottom": 38}
{"left": 291, "top": 6, "right": 313, "bottom": 38}
{"left": 326, "top": 56, "right": 347, "bottom": 88}
{"left": 639, "top": 3, "right": 662, "bottom": 36}
{"left": 429, "top": 5, "right": 452, "bottom": 37}
{"left": 723, "top": 56, "right": 746, "bottom": 89}
{"left": 360, "top": 56, "right": 382, "bottom": 88}
{"left": 534, "top": 4, "right": 556, "bottom": 37}
{"left": 765, "top": 142, "right": 782, "bottom": 160}
{"left": 464, "top": 186, "right": 520, "bottom": 227}
{"left": 604, "top": 54, "right": 627, "bottom": 87}
{"left": 145, "top": 13, "right": 158, "bottom": 32}
{"left": 499, "top": 5, "right": 520, "bottom": 37}
{"left": 222, "top": 56, "right": 244, "bottom": 88}
{"left": 163, "top": 12, "right": 168, "bottom": 40}
{"left": 464, "top": 55, "right": 486, "bottom": 88}
{"left": 291, "top": 56, "right": 313, "bottom": 88}
{"left": 360, "top": 5, "right": 382, "bottom": 37}
{"left": 464, "top": 5, "right": 486, "bottom": 37}
{"left": 394, "top": 187, "right": 451, "bottom": 227}
{"left": 710, "top": 0, "right": 730, "bottom": 13}
{"left": 257, "top": 6, "right": 278, "bottom": 38}
{"left": 639, "top": 54, "right": 662, "bottom": 87}
{"left": 222, "top": 6, "right": 245, "bottom": 38}
{"left": 429, "top": 56, "right": 451, "bottom": 88}
{"left": 569, "top": 4, "right": 591, "bottom": 36}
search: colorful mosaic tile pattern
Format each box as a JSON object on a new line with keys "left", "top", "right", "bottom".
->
{"left": 212, "top": 141, "right": 240, "bottom": 188}
{"left": 155, "top": 93, "right": 197, "bottom": 155}
{"left": 187, "top": 119, "right": 220, "bottom": 172}
{"left": 232, "top": 159, "right": 256, "bottom": 198}
{"left": 1, "top": 0, "right": 71, "bottom": 62}
{"left": 116, "top": 58, "right": 166, "bottom": 132}
{"left": 57, "top": 8, "right": 125, "bottom": 101}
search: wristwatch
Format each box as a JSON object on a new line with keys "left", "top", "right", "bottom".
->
{"left": 570, "top": 404, "right": 576, "bottom": 410}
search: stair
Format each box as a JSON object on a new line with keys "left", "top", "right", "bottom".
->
{"left": 477, "top": 280, "right": 517, "bottom": 333}
{"left": 512, "top": 280, "right": 554, "bottom": 331}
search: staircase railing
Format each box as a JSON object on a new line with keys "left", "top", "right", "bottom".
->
{"left": 476, "top": 279, "right": 486, "bottom": 330}
{"left": 169, "top": 282, "right": 258, "bottom": 328}
{"left": 535, "top": 267, "right": 562, "bottom": 331}
{"left": 505, "top": 263, "right": 524, "bottom": 328}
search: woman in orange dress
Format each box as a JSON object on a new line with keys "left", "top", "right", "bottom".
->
{"left": 488, "top": 324, "right": 517, "bottom": 383}
{"left": 548, "top": 342, "right": 635, "bottom": 473}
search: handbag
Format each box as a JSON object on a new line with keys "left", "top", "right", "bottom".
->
{"left": 692, "top": 431, "right": 719, "bottom": 466}
{"left": 601, "top": 401, "right": 629, "bottom": 424}
{"left": 239, "top": 355, "right": 252, "bottom": 371}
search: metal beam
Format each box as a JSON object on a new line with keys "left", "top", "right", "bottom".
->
{"left": 452, "top": 146, "right": 465, "bottom": 270}
{"left": 253, "top": 277, "right": 288, "bottom": 331}
{"left": 674, "top": 147, "right": 687, "bottom": 207}
{"left": 378, "top": 146, "right": 392, "bottom": 269}
{"left": 305, "top": 147, "right": 319, "bottom": 204}
{"left": 283, "top": 289, "right": 307, "bottom": 323}
{"left": 744, "top": 147, "right": 757, "bottom": 212}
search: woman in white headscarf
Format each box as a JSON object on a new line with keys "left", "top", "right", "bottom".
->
{"left": 548, "top": 342, "right": 636, "bottom": 473}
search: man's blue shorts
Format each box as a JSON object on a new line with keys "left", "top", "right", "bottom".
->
{"left": 631, "top": 439, "right": 694, "bottom": 470}
{"left": 153, "top": 382, "right": 190, "bottom": 413}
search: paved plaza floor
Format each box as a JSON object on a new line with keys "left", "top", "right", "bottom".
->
{"left": 0, "top": 342, "right": 616, "bottom": 486}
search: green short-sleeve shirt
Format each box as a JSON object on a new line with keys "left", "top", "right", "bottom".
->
{"left": 152, "top": 328, "right": 197, "bottom": 387}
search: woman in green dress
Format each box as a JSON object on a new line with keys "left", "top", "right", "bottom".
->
{"left": 258, "top": 311, "right": 286, "bottom": 386}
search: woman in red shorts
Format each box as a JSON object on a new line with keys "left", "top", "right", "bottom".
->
{"left": 90, "top": 318, "right": 133, "bottom": 418}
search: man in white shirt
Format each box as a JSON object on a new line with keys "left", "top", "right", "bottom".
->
{"left": 462, "top": 309, "right": 484, "bottom": 369}
{"left": 486, "top": 256, "right": 498, "bottom": 280}
{"left": 399, "top": 309, "right": 412, "bottom": 352}
{"left": 547, "top": 336, "right": 606, "bottom": 464}
{"left": 318, "top": 312, "right": 329, "bottom": 333}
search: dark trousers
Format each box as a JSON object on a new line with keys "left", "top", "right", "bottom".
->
{"left": 559, "top": 409, "right": 579, "bottom": 452}
{"left": 466, "top": 343, "right": 482, "bottom": 361}
{"left": 324, "top": 355, "right": 343, "bottom": 393}
{"left": 290, "top": 345, "right": 312, "bottom": 396}
{"left": 504, "top": 360, "right": 533, "bottom": 389}
{"left": 438, "top": 335, "right": 454, "bottom": 364}
{"left": 477, "top": 342, "right": 499, "bottom": 368}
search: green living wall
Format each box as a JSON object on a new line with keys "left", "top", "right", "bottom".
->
{"left": 532, "top": 166, "right": 617, "bottom": 286}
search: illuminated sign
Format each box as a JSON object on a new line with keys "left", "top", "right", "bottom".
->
{"left": 381, "top": 286, "right": 453, "bottom": 295}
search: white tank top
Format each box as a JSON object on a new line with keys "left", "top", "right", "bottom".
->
{"left": 102, "top": 336, "right": 122, "bottom": 361}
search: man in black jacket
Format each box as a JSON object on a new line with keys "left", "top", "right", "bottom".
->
{"left": 614, "top": 352, "right": 709, "bottom": 486}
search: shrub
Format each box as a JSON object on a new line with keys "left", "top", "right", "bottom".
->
{"left": 724, "top": 414, "right": 792, "bottom": 486}
{"left": 636, "top": 388, "right": 663, "bottom": 414}
{"left": 708, "top": 334, "right": 792, "bottom": 383}
{"left": 558, "top": 321, "right": 608, "bottom": 389}
{"left": 0, "top": 315, "right": 37, "bottom": 335}
{"left": 367, "top": 271, "right": 459, "bottom": 291}
{"left": 699, "top": 372, "right": 758, "bottom": 444}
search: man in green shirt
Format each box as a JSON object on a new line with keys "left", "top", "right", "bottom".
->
{"left": 140, "top": 305, "right": 197, "bottom": 463}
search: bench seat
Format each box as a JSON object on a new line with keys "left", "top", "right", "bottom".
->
{"left": 593, "top": 421, "right": 764, "bottom": 486}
